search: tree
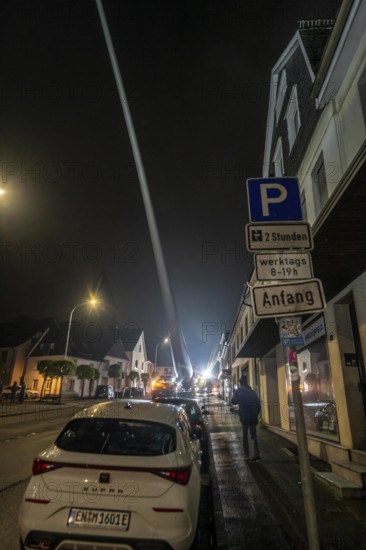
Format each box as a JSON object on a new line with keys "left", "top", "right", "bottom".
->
{"left": 37, "top": 360, "right": 59, "bottom": 400}
{"left": 89, "top": 367, "right": 100, "bottom": 397}
{"left": 76, "top": 364, "right": 95, "bottom": 397}
{"left": 141, "top": 372, "right": 150, "bottom": 394}
{"left": 53, "top": 359, "right": 76, "bottom": 403}
{"left": 108, "top": 363, "right": 122, "bottom": 390}
{"left": 128, "top": 370, "right": 139, "bottom": 387}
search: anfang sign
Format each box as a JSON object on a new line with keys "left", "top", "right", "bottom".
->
{"left": 251, "top": 279, "right": 326, "bottom": 318}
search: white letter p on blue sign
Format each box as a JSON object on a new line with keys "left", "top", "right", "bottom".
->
{"left": 247, "top": 177, "right": 303, "bottom": 222}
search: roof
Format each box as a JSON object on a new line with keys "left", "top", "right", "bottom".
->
{"left": 105, "top": 339, "right": 129, "bottom": 361}
{"left": 298, "top": 20, "right": 334, "bottom": 74}
{"left": 119, "top": 327, "right": 143, "bottom": 351}
{"left": 0, "top": 316, "right": 60, "bottom": 348}
{"left": 74, "top": 400, "right": 181, "bottom": 426}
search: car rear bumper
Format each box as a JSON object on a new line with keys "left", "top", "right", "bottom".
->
{"left": 22, "top": 530, "right": 173, "bottom": 550}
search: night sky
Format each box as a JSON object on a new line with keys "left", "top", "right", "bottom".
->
{"left": 0, "top": 0, "right": 341, "bottom": 369}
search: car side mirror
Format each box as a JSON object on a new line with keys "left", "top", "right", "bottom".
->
{"left": 201, "top": 409, "right": 209, "bottom": 415}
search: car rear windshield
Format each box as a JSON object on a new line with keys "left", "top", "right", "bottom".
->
{"left": 55, "top": 418, "right": 176, "bottom": 456}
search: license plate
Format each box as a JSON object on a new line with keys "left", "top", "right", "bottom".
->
{"left": 68, "top": 508, "right": 130, "bottom": 530}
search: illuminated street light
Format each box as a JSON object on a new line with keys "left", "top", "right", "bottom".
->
{"left": 64, "top": 297, "right": 98, "bottom": 359}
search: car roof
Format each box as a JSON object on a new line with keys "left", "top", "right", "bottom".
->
{"left": 154, "top": 397, "right": 199, "bottom": 405}
{"left": 73, "top": 400, "right": 183, "bottom": 427}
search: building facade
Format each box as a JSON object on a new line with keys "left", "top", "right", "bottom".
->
{"left": 230, "top": 2, "right": 366, "bottom": 485}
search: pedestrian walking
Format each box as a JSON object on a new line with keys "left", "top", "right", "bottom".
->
{"left": 231, "top": 375, "right": 261, "bottom": 462}
{"left": 10, "top": 381, "right": 19, "bottom": 403}
{"left": 18, "top": 379, "right": 27, "bottom": 404}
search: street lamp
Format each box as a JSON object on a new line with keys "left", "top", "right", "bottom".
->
{"left": 154, "top": 337, "right": 169, "bottom": 370}
{"left": 64, "top": 298, "right": 98, "bottom": 359}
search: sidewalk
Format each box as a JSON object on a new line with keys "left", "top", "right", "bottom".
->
{"left": 207, "top": 399, "right": 366, "bottom": 549}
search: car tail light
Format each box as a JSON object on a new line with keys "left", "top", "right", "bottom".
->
{"left": 153, "top": 466, "right": 192, "bottom": 486}
{"left": 25, "top": 498, "right": 50, "bottom": 504}
{"left": 32, "top": 458, "right": 63, "bottom": 476}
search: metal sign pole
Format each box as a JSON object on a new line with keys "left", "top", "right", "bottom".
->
{"left": 288, "top": 344, "right": 320, "bottom": 550}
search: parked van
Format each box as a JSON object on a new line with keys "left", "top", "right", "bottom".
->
{"left": 95, "top": 385, "right": 115, "bottom": 399}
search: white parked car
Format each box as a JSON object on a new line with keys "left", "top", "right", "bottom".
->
{"left": 19, "top": 400, "right": 202, "bottom": 550}
{"left": 0, "top": 386, "right": 39, "bottom": 400}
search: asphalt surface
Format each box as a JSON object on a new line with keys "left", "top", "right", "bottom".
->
{"left": 3, "top": 396, "right": 366, "bottom": 549}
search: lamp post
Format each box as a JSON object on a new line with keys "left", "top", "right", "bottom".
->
{"left": 64, "top": 298, "right": 98, "bottom": 359}
{"left": 154, "top": 337, "right": 169, "bottom": 371}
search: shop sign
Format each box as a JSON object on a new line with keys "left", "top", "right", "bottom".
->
{"left": 344, "top": 353, "right": 358, "bottom": 367}
{"left": 278, "top": 317, "right": 305, "bottom": 346}
{"left": 302, "top": 317, "right": 326, "bottom": 345}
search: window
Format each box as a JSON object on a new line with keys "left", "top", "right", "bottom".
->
{"left": 272, "top": 138, "right": 284, "bottom": 177}
{"left": 68, "top": 379, "right": 75, "bottom": 391}
{"left": 55, "top": 418, "right": 177, "bottom": 456}
{"left": 46, "top": 379, "right": 52, "bottom": 389}
{"left": 135, "top": 359, "right": 138, "bottom": 368}
{"left": 32, "top": 379, "right": 38, "bottom": 390}
{"left": 275, "top": 70, "right": 287, "bottom": 124}
{"left": 312, "top": 152, "right": 328, "bottom": 216}
{"left": 285, "top": 85, "right": 301, "bottom": 151}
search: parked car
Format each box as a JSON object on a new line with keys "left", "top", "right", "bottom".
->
{"left": 0, "top": 386, "right": 39, "bottom": 401}
{"left": 151, "top": 387, "right": 176, "bottom": 399}
{"left": 121, "top": 387, "right": 144, "bottom": 399}
{"left": 94, "top": 384, "right": 114, "bottom": 399}
{"left": 153, "top": 396, "right": 210, "bottom": 472}
{"left": 19, "top": 400, "right": 201, "bottom": 550}
{"left": 314, "top": 401, "right": 338, "bottom": 433}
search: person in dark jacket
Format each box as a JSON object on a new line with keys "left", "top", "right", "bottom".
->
{"left": 18, "top": 379, "right": 27, "bottom": 404}
{"left": 231, "top": 375, "right": 261, "bottom": 462}
{"left": 10, "top": 381, "right": 19, "bottom": 403}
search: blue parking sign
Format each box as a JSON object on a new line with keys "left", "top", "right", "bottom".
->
{"left": 247, "top": 177, "right": 303, "bottom": 222}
